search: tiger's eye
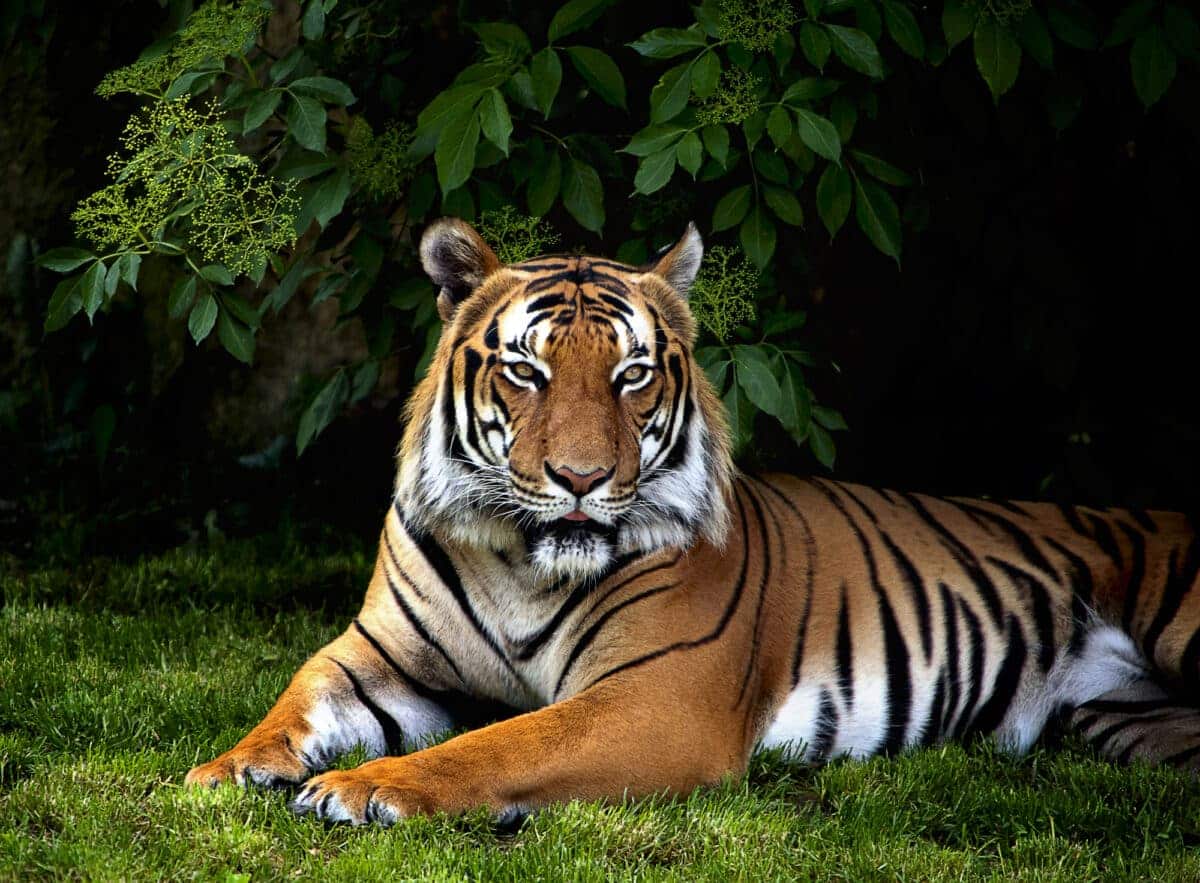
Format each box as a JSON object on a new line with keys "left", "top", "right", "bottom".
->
{"left": 511, "top": 362, "right": 536, "bottom": 379}
{"left": 621, "top": 365, "right": 647, "bottom": 384}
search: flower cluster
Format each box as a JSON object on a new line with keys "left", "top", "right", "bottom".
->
{"left": 346, "top": 118, "right": 415, "bottom": 201}
{"left": 718, "top": 0, "right": 799, "bottom": 53}
{"left": 695, "top": 67, "right": 763, "bottom": 126}
{"left": 96, "top": 1, "right": 269, "bottom": 98}
{"left": 475, "top": 207, "right": 561, "bottom": 264}
{"left": 688, "top": 245, "right": 758, "bottom": 342}
{"left": 967, "top": 0, "right": 1033, "bottom": 25}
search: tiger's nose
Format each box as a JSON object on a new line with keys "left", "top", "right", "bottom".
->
{"left": 545, "top": 463, "right": 613, "bottom": 496}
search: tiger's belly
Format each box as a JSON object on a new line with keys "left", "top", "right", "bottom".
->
{"left": 757, "top": 624, "right": 1147, "bottom": 762}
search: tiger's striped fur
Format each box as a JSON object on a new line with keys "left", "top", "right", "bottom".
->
{"left": 187, "top": 220, "right": 1200, "bottom": 824}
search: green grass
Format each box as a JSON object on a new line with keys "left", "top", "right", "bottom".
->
{"left": 2, "top": 541, "right": 1199, "bottom": 882}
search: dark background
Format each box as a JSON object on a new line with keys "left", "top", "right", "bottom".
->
{"left": 3, "top": 1, "right": 1198, "bottom": 565}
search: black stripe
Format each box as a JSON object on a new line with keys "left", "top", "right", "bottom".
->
{"left": 1043, "top": 536, "right": 1094, "bottom": 656}
{"left": 513, "top": 579, "right": 595, "bottom": 661}
{"left": 832, "top": 482, "right": 880, "bottom": 525}
{"left": 1141, "top": 534, "right": 1200, "bottom": 664}
{"left": 378, "top": 560, "right": 465, "bottom": 681}
{"left": 735, "top": 480, "right": 776, "bottom": 706}
{"left": 879, "top": 529, "right": 933, "bottom": 661}
{"left": 1059, "top": 503, "right": 1089, "bottom": 537}
{"left": 1088, "top": 513, "right": 1124, "bottom": 568}
{"left": 1079, "top": 696, "right": 1175, "bottom": 715}
{"left": 939, "top": 583, "right": 962, "bottom": 736}
{"left": 575, "top": 487, "right": 753, "bottom": 695}
{"left": 986, "top": 556, "right": 1056, "bottom": 673}
{"left": 1118, "top": 521, "right": 1146, "bottom": 634}
{"left": 1116, "top": 734, "right": 1146, "bottom": 764}
{"left": 1089, "top": 711, "right": 1175, "bottom": 751}
{"left": 953, "top": 597, "right": 985, "bottom": 741}
{"left": 331, "top": 658, "right": 405, "bottom": 754}
{"left": 413, "top": 532, "right": 519, "bottom": 677}
{"left": 951, "top": 501, "right": 1061, "bottom": 587}
{"left": 836, "top": 585, "right": 854, "bottom": 708}
{"left": 568, "top": 552, "right": 683, "bottom": 640}
{"left": 1163, "top": 742, "right": 1200, "bottom": 768}
{"left": 898, "top": 492, "right": 1005, "bottom": 629}
{"left": 963, "top": 614, "right": 1027, "bottom": 738}
{"left": 1180, "top": 627, "right": 1200, "bottom": 689}
{"left": 812, "top": 688, "right": 839, "bottom": 762}
{"left": 875, "top": 581, "right": 913, "bottom": 756}
{"left": 746, "top": 477, "right": 818, "bottom": 688}
{"left": 554, "top": 582, "right": 679, "bottom": 695}
{"left": 923, "top": 677, "right": 946, "bottom": 747}
{"left": 1128, "top": 508, "right": 1158, "bottom": 532}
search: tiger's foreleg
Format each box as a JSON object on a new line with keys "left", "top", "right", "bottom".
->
{"left": 185, "top": 625, "right": 454, "bottom": 789}
{"left": 289, "top": 665, "right": 747, "bottom": 824}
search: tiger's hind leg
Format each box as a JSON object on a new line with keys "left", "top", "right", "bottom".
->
{"left": 1067, "top": 679, "right": 1200, "bottom": 773}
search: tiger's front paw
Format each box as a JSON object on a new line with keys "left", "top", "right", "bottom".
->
{"left": 290, "top": 759, "right": 448, "bottom": 826}
{"left": 185, "top": 734, "right": 311, "bottom": 790}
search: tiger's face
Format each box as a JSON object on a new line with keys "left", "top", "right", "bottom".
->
{"left": 396, "top": 219, "right": 732, "bottom": 581}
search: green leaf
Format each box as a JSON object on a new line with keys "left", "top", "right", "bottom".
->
{"left": 117, "top": 252, "right": 141, "bottom": 291}
{"left": 290, "top": 76, "right": 356, "bottom": 106}
{"left": 942, "top": 0, "right": 977, "bottom": 48}
{"left": 829, "top": 95, "right": 857, "bottom": 142}
{"left": 1106, "top": 0, "right": 1155, "bottom": 47}
{"left": 188, "top": 293, "right": 218, "bottom": 344}
{"left": 1164, "top": 5, "right": 1200, "bottom": 58}
{"left": 881, "top": 0, "right": 925, "bottom": 59}
{"left": 826, "top": 24, "right": 884, "bottom": 78}
{"left": 676, "top": 132, "right": 703, "bottom": 177}
{"left": 308, "top": 167, "right": 352, "bottom": 230}
{"left": 472, "top": 22, "right": 532, "bottom": 58}
{"left": 722, "top": 383, "right": 754, "bottom": 455}
{"left": 270, "top": 49, "right": 303, "bottom": 83}
{"left": 165, "top": 69, "right": 214, "bottom": 100}
{"left": 849, "top": 149, "right": 912, "bottom": 186}
{"left": 37, "top": 248, "right": 95, "bottom": 273}
{"left": 297, "top": 368, "right": 350, "bottom": 455}
{"left": 217, "top": 309, "right": 255, "bottom": 364}
{"left": 351, "top": 360, "right": 380, "bottom": 403}
{"left": 527, "top": 149, "right": 562, "bottom": 216}
{"left": 1047, "top": 1, "right": 1099, "bottom": 50}
{"left": 1131, "top": 26, "right": 1177, "bottom": 108}
{"left": 799, "top": 22, "right": 832, "bottom": 69}
{"left": 301, "top": 0, "right": 325, "bottom": 40}
{"left": 548, "top": 0, "right": 613, "bottom": 43}
{"left": 565, "top": 46, "right": 627, "bottom": 109}
{"left": 776, "top": 357, "right": 812, "bottom": 435}
{"left": 739, "top": 205, "right": 777, "bottom": 269}
{"left": 243, "top": 90, "right": 281, "bottom": 132}
{"left": 767, "top": 105, "right": 793, "bottom": 149}
{"left": 809, "top": 421, "right": 836, "bottom": 468}
{"left": 712, "top": 185, "right": 752, "bottom": 232}
{"left": 168, "top": 276, "right": 197, "bottom": 320}
{"left": 692, "top": 50, "right": 721, "bottom": 98}
{"left": 435, "top": 105, "right": 481, "bottom": 195}
{"left": 530, "top": 48, "right": 563, "bottom": 118}
{"left": 764, "top": 186, "right": 804, "bottom": 226}
{"left": 794, "top": 108, "right": 842, "bottom": 162}
{"left": 733, "top": 344, "right": 782, "bottom": 416}
{"left": 287, "top": 94, "right": 327, "bottom": 153}
{"left": 702, "top": 124, "right": 730, "bottom": 166}
{"left": 199, "top": 264, "right": 234, "bottom": 286}
{"left": 755, "top": 149, "right": 789, "bottom": 184}
{"left": 79, "top": 260, "right": 106, "bottom": 322}
{"left": 743, "top": 109, "right": 767, "bottom": 151}
{"left": 763, "top": 311, "right": 807, "bottom": 337}
{"left": 854, "top": 175, "right": 902, "bottom": 261}
{"left": 624, "top": 124, "right": 687, "bottom": 157}
{"left": 104, "top": 259, "right": 122, "bottom": 298}
{"left": 634, "top": 147, "right": 677, "bottom": 194}
{"left": 781, "top": 77, "right": 840, "bottom": 103}
{"left": 479, "top": 89, "right": 513, "bottom": 154}
{"left": 817, "top": 163, "right": 853, "bottom": 236}
{"left": 629, "top": 26, "right": 707, "bottom": 58}
{"left": 974, "top": 18, "right": 1022, "bottom": 102}
{"left": 813, "top": 404, "right": 849, "bottom": 430}
{"left": 650, "top": 62, "right": 692, "bottom": 124}
{"left": 562, "top": 158, "right": 604, "bottom": 233}
{"left": 412, "top": 84, "right": 488, "bottom": 156}
{"left": 1015, "top": 10, "right": 1054, "bottom": 69}
{"left": 44, "top": 275, "right": 83, "bottom": 333}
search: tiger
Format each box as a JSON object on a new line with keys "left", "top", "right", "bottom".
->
{"left": 186, "top": 218, "right": 1200, "bottom": 824}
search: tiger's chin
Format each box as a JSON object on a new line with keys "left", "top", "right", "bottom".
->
{"left": 526, "top": 519, "right": 619, "bottom": 582}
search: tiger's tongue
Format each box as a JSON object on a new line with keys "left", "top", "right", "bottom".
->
{"left": 562, "top": 510, "right": 590, "bottom": 522}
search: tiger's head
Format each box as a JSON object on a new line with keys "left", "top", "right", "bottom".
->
{"left": 395, "top": 218, "right": 733, "bottom": 581}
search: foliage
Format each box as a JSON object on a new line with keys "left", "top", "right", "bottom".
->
{"left": 36, "top": 0, "right": 1200, "bottom": 467}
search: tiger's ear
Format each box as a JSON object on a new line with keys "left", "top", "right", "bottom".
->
{"left": 420, "top": 218, "right": 501, "bottom": 321}
{"left": 647, "top": 222, "right": 703, "bottom": 298}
